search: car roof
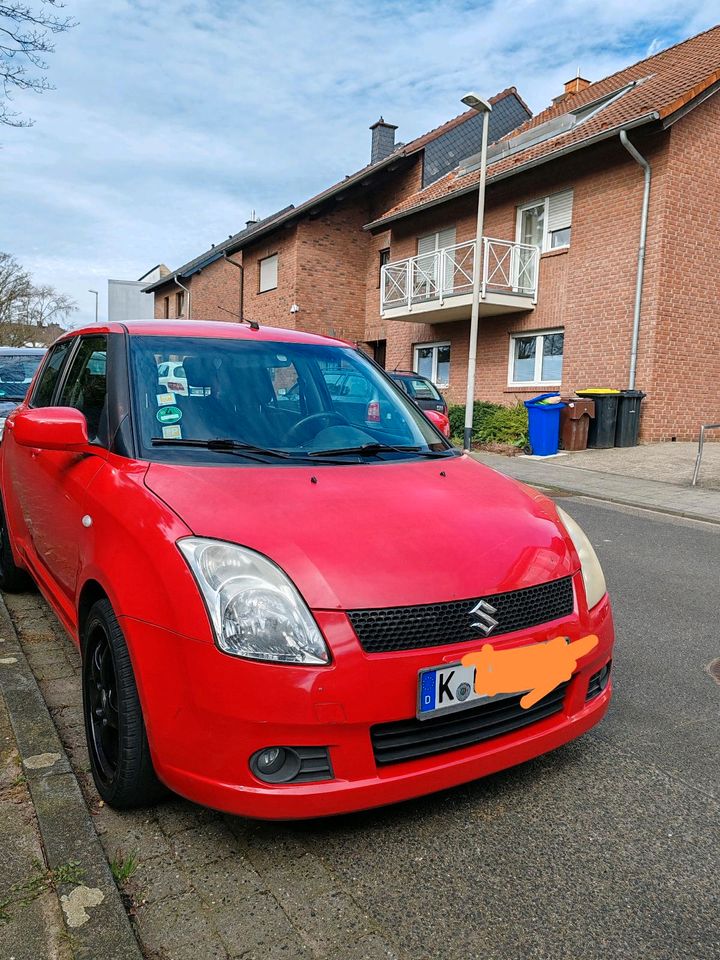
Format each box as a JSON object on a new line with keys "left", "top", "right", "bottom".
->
{"left": 0, "top": 346, "right": 46, "bottom": 355}
{"left": 390, "top": 370, "right": 430, "bottom": 380}
{"left": 60, "top": 319, "right": 351, "bottom": 348}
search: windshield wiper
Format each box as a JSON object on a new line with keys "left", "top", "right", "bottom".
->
{"left": 151, "top": 437, "right": 294, "bottom": 460}
{"left": 307, "top": 442, "right": 449, "bottom": 459}
{"left": 150, "top": 437, "right": 351, "bottom": 465}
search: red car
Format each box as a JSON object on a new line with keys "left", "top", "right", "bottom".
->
{"left": 0, "top": 322, "right": 614, "bottom": 819}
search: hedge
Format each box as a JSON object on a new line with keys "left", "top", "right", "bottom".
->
{"left": 448, "top": 401, "right": 529, "bottom": 449}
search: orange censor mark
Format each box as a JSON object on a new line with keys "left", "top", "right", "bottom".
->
{"left": 461, "top": 635, "right": 599, "bottom": 710}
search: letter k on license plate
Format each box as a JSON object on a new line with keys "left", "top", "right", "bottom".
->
{"left": 417, "top": 662, "right": 508, "bottom": 720}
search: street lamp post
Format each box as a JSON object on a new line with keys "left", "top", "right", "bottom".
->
{"left": 88, "top": 289, "right": 99, "bottom": 324}
{"left": 461, "top": 93, "right": 492, "bottom": 452}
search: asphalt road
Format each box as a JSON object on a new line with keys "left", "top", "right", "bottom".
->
{"left": 275, "top": 497, "right": 720, "bottom": 960}
{"left": 3, "top": 496, "right": 718, "bottom": 960}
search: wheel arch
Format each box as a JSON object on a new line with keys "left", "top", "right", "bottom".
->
{"left": 77, "top": 578, "right": 110, "bottom": 650}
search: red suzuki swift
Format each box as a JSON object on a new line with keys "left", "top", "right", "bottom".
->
{"left": 0, "top": 321, "right": 613, "bottom": 819}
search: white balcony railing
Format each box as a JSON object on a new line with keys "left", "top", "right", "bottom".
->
{"left": 380, "top": 237, "right": 540, "bottom": 314}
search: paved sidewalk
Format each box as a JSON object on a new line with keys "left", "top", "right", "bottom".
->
{"left": 0, "top": 670, "right": 71, "bottom": 960}
{"left": 472, "top": 450, "right": 720, "bottom": 523}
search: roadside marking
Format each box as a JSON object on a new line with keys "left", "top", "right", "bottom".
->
{"left": 0, "top": 656, "right": 18, "bottom": 664}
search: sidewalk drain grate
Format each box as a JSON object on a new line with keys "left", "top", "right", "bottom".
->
{"left": 707, "top": 658, "right": 720, "bottom": 685}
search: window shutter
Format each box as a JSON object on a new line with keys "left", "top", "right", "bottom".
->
{"left": 417, "top": 227, "right": 456, "bottom": 255}
{"left": 417, "top": 234, "right": 436, "bottom": 256}
{"left": 438, "top": 226, "right": 456, "bottom": 250}
{"left": 548, "top": 191, "right": 573, "bottom": 232}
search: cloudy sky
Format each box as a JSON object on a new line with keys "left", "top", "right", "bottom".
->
{"left": 2, "top": 0, "right": 718, "bottom": 326}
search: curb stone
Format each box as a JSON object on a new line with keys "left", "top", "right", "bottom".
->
{"left": 0, "top": 594, "right": 144, "bottom": 960}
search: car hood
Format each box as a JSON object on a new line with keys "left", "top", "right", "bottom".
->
{"left": 144, "top": 456, "right": 576, "bottom": 610}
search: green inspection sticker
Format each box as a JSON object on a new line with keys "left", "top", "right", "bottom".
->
{"left": 156, "top": 405, "right": 182, "bottom": 425}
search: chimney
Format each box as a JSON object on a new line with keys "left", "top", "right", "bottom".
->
{"left": 370, "top": 118, "right": 398, "bottom": 164}
{"left": 246, "top": 208, "right": 258, "bottom": 229}
{"left": 553, "top": 74, "right": 591, "bottom": 105}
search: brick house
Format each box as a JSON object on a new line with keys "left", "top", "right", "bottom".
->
{"left": 146, "top": 26, "right": 720, "bottom": 441}
{"left": 146, "top": 88, "right": 532, "bottom": 350}
{"left": 144, "top": 88, "right": 530, "bottom": 351}
{"left": 370, "top": 27, "right": 720, "bottom": 441}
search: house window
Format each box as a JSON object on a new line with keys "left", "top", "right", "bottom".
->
{"left": 175, "top": 291, "right": 185, "bottom": 316}
{"left": 414, "top": 341, "right": 450, "bottom": 388}
{"left": 378, "top": 248, "right": 390, "bottom": 287}
{"left": 163, "top": 296, "right": 170, "bottom": 319}
{"left": 517, "top": 191, "right": 573, "bottom": 253}
{"left": 259, "top": 254, "right": 278, "bottom": 292}
{"left": 508, "top": 330, "right": 564, "bottom": 386}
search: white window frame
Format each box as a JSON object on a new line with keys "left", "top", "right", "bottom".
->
{"left": 259, "top": 253, "right": 278, "bottom": 293}
{"left": 507, "top": 329, "right": 564, "bottom": 388}
{"left": 516, "top": 192, "right": 572, "bottom": 253}
{"left": 414, "top": 341, "right": 451, "bottom": 388}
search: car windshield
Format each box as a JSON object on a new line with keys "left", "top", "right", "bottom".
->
{"left": 401, "top": 377, "right": 442, "bottom": 402}
{"left": 0, "top": 354, "right": 43, "bottom": 400}
{"left": 129, "top": 335, "right": 452, "bottom": 463}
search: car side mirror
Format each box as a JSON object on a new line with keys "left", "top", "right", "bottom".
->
{"left": 12, "top": 407, "right": 91, "bottom": 451}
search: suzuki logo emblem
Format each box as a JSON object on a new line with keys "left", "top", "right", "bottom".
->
{"left": 469, "top": 599, "right": 499, "bottom": 636}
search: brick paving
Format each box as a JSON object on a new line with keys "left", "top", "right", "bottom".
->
{"left": 3, "top": 591, "right": 402, "bottom": 960}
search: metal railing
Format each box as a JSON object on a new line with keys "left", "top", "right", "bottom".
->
{"left": 380, "top": 237, "right": 540, "bottom": 313}
{"left": 691, "top": 423, "right": 720, "bottom": 486}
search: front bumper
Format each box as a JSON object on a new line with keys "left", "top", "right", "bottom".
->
{"left": 121, "top": 574, "right": 614, "bottom": 819}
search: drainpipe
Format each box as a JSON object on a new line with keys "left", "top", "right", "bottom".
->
{"left": 222, "top": 251, "right": 244, "bottom": 321}
{"left": 173, "top": 275, "right": 191, "bottom": 319}
{"left": 619, "top": 129, "right": 651, "bottom": 390}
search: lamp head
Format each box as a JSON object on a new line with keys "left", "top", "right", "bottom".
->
{"left": 461, "top": 93, "right": 492, "bottom": 113}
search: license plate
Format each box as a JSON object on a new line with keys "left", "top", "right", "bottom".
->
{"left": 417, "top": 661, "right": 514, "bottom": 720}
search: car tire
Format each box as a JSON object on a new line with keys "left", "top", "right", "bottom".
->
{"left": 82, "top": 598, "right": 167, "bottom": 809}
{"left": 0, "top": 500, "right": 32, "bottom": 593}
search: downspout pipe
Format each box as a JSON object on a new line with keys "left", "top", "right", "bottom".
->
{"left": 619, "top": 129, "right": 651, "bottom": 390}
{"left": 173, "top": 275, "right": 191, "bottom": 319}
{"left": 222, "top": 251, "right": 244, "bottom": 322}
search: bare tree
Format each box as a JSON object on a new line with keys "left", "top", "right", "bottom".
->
{"left": 0, "top": 1, "right": 77, "bottom": 127}
{"left": 0, "top": 251, "right": 76, "bottom": 345}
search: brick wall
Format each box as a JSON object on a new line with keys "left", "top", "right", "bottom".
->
{"left": 646, "top": 92, "right": 720, "bottom": 440}
{"left": 381, "top": 134, "right": 674, "bottom": 437}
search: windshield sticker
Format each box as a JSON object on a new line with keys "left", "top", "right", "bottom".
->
{"left": 156, "top": 392, "right": 175, "bottom": 406}
{"left": 156, "top": 405, "right": 182, "bottom": 425}
{"left": 161, "top": 424, "right": 182, "bottom": 440}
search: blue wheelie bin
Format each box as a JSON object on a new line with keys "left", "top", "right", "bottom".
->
{"left": 523, "top": 392, "right": 566, "bottom": 456}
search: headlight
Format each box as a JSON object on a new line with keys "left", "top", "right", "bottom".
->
{"left": 556, "top": 506, "right": 607, "bottom": 610}
{"left": 178, "top": 538, "right": 330, "bottom": 665}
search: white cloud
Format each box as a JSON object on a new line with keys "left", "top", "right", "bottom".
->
{"left": 1, "top": 0, "right": 717, "bottom": 325}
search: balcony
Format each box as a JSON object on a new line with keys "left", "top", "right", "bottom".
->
{"left": 380, "top": 237, "right": 539, "bottom": 323}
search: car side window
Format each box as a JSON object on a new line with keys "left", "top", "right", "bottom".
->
{"left": 56, "top": 335, "right": 108, "bottom": 444}
{"left": 30, "top": 341, "right": 73, "bottom": 407}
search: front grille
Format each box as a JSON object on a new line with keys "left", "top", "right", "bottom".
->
{"left": 371, "top": 683, "right": 568, "bottom": 766}
{"left": 349, "top": 577, "right": 574, "bottom": 654}
{"left": 586, "top": 661, "right": 612, "bottom": 701}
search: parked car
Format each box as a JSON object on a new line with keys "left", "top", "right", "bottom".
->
{"left": 389, "top": 370, "right": 448, "bottom": 416}
{"left": 0, "top": 347, "right": 46, "bottom": 439}
{"left": 157, "top": 360, "right": 188, "bottom": 396}
{"left": 0, "top": 321, "right": 614, "bottom": 819}
{"left": 389, "top": 370, "right": 450, "bottom": 436}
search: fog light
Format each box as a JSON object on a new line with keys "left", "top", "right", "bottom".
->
{"left": 249, "top": 745, "right": 333, "bottom": 784}
{"left": 256, "top": 747, "right": 285, "bottom": 775}
{"left": 250, "top": 746, "right": 301, "bottom": 783}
